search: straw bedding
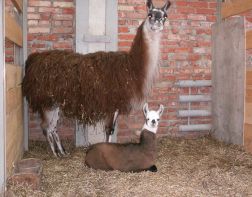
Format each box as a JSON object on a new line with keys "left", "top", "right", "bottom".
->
{"left": 7, "top": 136, "right": 252, "bottom": 197}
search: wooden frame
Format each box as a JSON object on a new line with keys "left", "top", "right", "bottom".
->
{"left": 5, "top": 11, "right": 22, "bottom": 46}
{"left": 221, "top": 0, "right": 252, "bottom": 49}
{"left": 246, "top": 30, "right": 252, "bottom": 50}
{"left": 23, "top": 0, "right": 28, "bottom": 151}
{"left": 11, "top": 0, "right": 23, "bottom": 13}
{"left": 0, "top": 0, "right": 6, "bottom": 194}
{"left": 221, "top": 0, "right": 252, "bottom": 19}
{"left": 213, "top": 0, "right": 252, "bottom": 153}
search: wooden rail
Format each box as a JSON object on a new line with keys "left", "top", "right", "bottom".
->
{"left": 11, "top": 0, "right": 23, "bottom": 13}
{"left": 5, "top": 11, "right": 22, "bottom": 47}
{"left": 246, "top": 30, "right": 252, "bottom": 50}
{"left": 221, "top": 0, "right": 252, "bottom": 19}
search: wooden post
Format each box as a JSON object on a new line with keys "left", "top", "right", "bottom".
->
{"left": 23, "top": 0, "right": 28, "bottom": 151}
{"left": 216, "top": 0, "right": 222, "bottom": 23}
{"left": 212, "top": 17, "right": 246, "bottom": 145}
{"left": 0, "top": 0, "right": 6, "bottom": 194}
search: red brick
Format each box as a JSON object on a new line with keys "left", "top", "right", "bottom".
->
{"left": 188, "top": 2, "right": 208, "bottom": 8}
{"left": 118, "top": 34, "right": 135, "bottom": 40}
{"left": 119, "top": 27, "right": 129, "bottom": 33}
{"left": 29, "top": 0, "right": 51, "bottom": 7}
{"left": 52, "top": 27, "right": 73, "bottom": 34}
{"left": 196, "top": 8, "right": 216, "bottom": 15}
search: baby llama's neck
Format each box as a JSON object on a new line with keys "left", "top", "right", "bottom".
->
{"left": 139, "top": 129, "right": 157, "bottom": 152}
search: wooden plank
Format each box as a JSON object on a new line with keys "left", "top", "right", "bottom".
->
{"left": 0, "top": 0, "right": 5, "bottom": 193}
{"left": 221, "top": 0, "right": 252, "bottom": 19}
{"left": 244, "top": 123, "right": 252, "bottom": 154}
{"left": 11, "top": 0, "right": 23, "bottom": 13}
{"left": 5, "top": 11, "right": 22, "bottom": 47}
{"left": 212, "top": 17, "right": 245, "bottom": 145}
{"left": 245, "top": 103, "right": 252, "bottom": 124}
{"left": 246, "top": 30, "right": 252, "bottom": 49}
{"left": 246, "top": 68, "right": 252, "bottom": 85}
{"left": 246, "top": 88, "right": 252, "bottom": 103}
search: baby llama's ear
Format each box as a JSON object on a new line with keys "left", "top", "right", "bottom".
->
{"left": 158, "top": 104, "right": 164, "bottom": 117}
{"left": 143, "top": 103, "right": 149, "bottom": 118}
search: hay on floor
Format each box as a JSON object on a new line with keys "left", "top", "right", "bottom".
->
{"left": 7, "top": 136, "right": 252, "bottom": 197}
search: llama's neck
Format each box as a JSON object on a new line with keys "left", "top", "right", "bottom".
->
{"left": 142, "top": 20, "right": 162, "bottom": 93}
{"left": 129, "top": 20, "right": 162, "bottom": 99}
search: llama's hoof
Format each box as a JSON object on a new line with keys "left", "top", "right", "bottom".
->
{"left": 62, "top": 151, "right": 70, "bottom": 157}
{"left": 148, "top": 165, "right": 157, "bottom": 172}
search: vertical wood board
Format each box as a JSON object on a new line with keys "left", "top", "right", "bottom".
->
{"left": 0, "top": 0, "right": 6, "bottom": 194}
{"left": 212, "top": 17, "right": 245, "bottom": 145}
{"left": 5, "top": 64, "right": 24, "bottom": 176}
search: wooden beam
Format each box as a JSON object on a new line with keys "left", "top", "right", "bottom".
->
{"left": 0, "top": 0, "right": 6, "bottom": 193}
{"left": 221, "top": 0, "right": 252, "bottom": 19}
{"left": 11, "top": 0, "right": 23, "bottom": 13}
{"left": 5, "top": 11, "right": 22, "bottom": 47}
{"left": 246, "top": 30, "right": 252, "bottom": 49}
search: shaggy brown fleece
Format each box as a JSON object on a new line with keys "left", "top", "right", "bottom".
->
{"left": 22, "top": 22, "right": 150, "bottom": 124}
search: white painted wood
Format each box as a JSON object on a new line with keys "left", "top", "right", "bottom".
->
{"left": 75, "top": 0, "right": 118, "bottom": 146}
{"left": 175, "top": 80, "right": 212, "bottom": 87}
{"left": 0, "top": 0, "right": 6, "bottom": 194}
{"left": 76, "top": 0, "right": 89, "bottom": 54}
{"left": 88, "top": 0, "right": 105, "bottom": 36}
{"left": 88, "top": 0, "right": 106, "bottom": 52}
{"left": 179, "top": 95, "right": 211, "bottom": 102}
{"left": 88, "top": 43, "right": 105, "bottom": 53}
{"left": 179, "top": 124, "right": 212, "bottom": 132}
{"left": 178, "top": 110, "right": 211, "bottom": 117}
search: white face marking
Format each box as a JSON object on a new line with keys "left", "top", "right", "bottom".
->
{"left": 145, "top": 110, "right": 161, "bottom": 128}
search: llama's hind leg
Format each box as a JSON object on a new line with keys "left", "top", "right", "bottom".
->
{"left": 41, "top": 107, "right": 67, "bottom": 157}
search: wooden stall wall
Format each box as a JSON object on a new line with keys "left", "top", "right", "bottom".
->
{"left": 5, "top": 0, "right": 24, "bottom": 176}
{"left": 212, "top": 0, "right": 252, "bottom": 153}
{"left": 212, "top": 17, "right": 245, "bottom": 145}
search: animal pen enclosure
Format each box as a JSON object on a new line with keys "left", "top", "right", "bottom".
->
{"left": 1, "top": 0, "right": 252, "bottom": 195}
{"left": 212, "top": 0, "right": 252, "bottom": 154}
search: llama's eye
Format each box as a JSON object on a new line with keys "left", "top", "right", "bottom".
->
{"left": 148, "top": 14, "right": 153, "bottom": 18}
{"left": 147, "top": 118, "right": 150, "bottom": 121}
{"left": 157, "top": 119, "right": 160, "bottom": 121}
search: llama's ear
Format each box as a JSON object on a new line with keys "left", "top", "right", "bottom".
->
{"left": 143, "top": 103, "right": 149, "bottom": 117}
{"left": 158, "top": 104, "right": 164, "bottom": 117}
{"left": 146, "top": 0, "right": 154, "bottom": 12}
{"left": 162, "top": 0, "right": 171, "bottom": 12}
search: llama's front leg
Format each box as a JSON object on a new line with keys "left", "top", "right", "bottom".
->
{"left": 105, "top": 110, "right": 119, "bottom": 142}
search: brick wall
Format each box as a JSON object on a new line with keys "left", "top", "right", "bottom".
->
{"left": 27, "top": 0, "right": 216, "bottom": 141}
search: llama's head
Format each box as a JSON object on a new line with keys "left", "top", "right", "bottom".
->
{"left": 143, "top": 103, "right": 164, "bottom": 133}
{"left": 145, "top": 0, "right": 171, "bottom": 32}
